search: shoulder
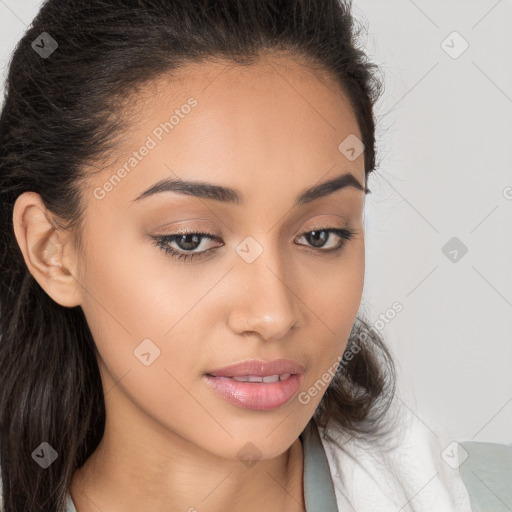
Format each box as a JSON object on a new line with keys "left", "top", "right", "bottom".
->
{"left": 316, "top": 398, "right": 474, "bottom": 512}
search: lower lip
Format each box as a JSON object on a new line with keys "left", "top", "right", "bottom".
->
{"left": 203, "top": 373, "right": 303, "bottom": 411}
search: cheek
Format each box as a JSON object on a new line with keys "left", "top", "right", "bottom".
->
{"left": 300, "top": 233, "right": 364, "bottom": 331}
{"left": 77, "top": 224, "right": 208, "bottom": 433}
{"left": 76, "top": 219, "right": 196, "bottom": 387}
{"left": 296, "top": 239, "right": 364, "bottom": 401}
{"left": 78, "top": 214, "right": 195, "bottom": 337}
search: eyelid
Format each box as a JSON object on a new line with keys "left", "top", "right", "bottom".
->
{"left": 153, "top": 223, "right": 350, "bottom": 241}
{"left": 151, "top": 225, "right": 356, "bottom": 263}
{"left": 153, "top": 222, "right": 217, "bottom": 235}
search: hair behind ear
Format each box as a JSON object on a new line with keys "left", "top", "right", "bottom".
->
{"left": 0, "top": 271, "right": 105, "bottom": 510}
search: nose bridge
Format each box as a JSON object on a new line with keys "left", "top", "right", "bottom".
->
{"left": 228, "top": 234, "right": 299, "bottom": 339}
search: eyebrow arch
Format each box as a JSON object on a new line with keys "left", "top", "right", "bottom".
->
{"left": 131, "top": 172, "right": 368, "bottom": 207}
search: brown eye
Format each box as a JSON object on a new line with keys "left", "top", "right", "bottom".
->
{"left": 151, "top": 231, "right": 222, "bottom": 262}
{"left": 296, "top": 228, "right": 356, "bottom": 252}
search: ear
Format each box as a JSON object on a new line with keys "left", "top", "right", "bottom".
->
{"left": 12, "top": 191, "right": 83, "bottom": 308}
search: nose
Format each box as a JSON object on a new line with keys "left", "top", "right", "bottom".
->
{"left": 227, "top": 243, "right": 300, "bottom": 341}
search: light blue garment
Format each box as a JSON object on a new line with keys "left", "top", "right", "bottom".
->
{"left": 64, "top": 422, "right": 339, "bottom": 511}
{"left": 458, "top": 441, "right": 512, "bottom": 512}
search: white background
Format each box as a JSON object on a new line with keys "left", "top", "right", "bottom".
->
{"left": 1, "top": 0, "right": 511, "bottom": 444}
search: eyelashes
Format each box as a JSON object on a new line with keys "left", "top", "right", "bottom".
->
{"left": 150, "top": 227, "right": 357, "bottom": 263}
{"left": 151, "top": 231, "right": 221, "bottom": 261}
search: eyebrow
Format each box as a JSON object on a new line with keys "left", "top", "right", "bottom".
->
{"left": 131, "top": 172, "right": 368, "bottom": 207}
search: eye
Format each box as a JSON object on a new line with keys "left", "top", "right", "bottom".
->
{"left": 150, "top": 230, "right": 222, "bottom": 262}
{"left": 151, "top": 227, "right": 357, "bottom": 262}
{"left": 295, "top": 227, "right": 356, "bottom": 253}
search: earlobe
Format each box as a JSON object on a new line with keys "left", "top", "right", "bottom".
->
{"left": 12, "top": 191, "right": 83, "bottom": 308}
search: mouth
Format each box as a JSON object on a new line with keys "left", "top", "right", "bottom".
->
{"left": 203, "top": 359, "right": 305, "bottom": 411}
{"left": 203, "top": 366, "right": 304, "bottom": 411}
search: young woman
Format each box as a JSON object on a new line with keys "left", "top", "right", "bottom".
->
{"left": 0, "top": 1, "right": 473, "bottom": 511}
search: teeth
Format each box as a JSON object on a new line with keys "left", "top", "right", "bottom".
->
{"left": 232, "top": 376, "right": 254, "bottom": 382}
{"left": 231, "top": 374, "right": 291, "bottom": 383}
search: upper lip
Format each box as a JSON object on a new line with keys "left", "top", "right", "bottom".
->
{"left": 205, "top": 358, "right": 305, "bottom": 378}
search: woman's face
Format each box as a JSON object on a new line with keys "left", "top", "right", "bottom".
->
{"left": 76, "top": 55, "right": 366, "bottom": 460}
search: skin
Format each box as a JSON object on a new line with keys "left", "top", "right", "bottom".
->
{"left": 12, "top": 53, "right": 366, "bottom": 512}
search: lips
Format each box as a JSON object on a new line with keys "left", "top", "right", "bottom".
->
{"left": 205, "top": 358, "right": 305, "bottom": 378}
{"left": 204, "top": 373, "right": 304, "bottom": 410}
{"left": 203, "top": 359, "right": 306, "bottom": 410}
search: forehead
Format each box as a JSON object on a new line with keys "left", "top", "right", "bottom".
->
{"left": 143, "top": 53, "right": 361, "bottom": 134}
{"left": 86, "top": 53, "right": 365, "bottom": 211}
